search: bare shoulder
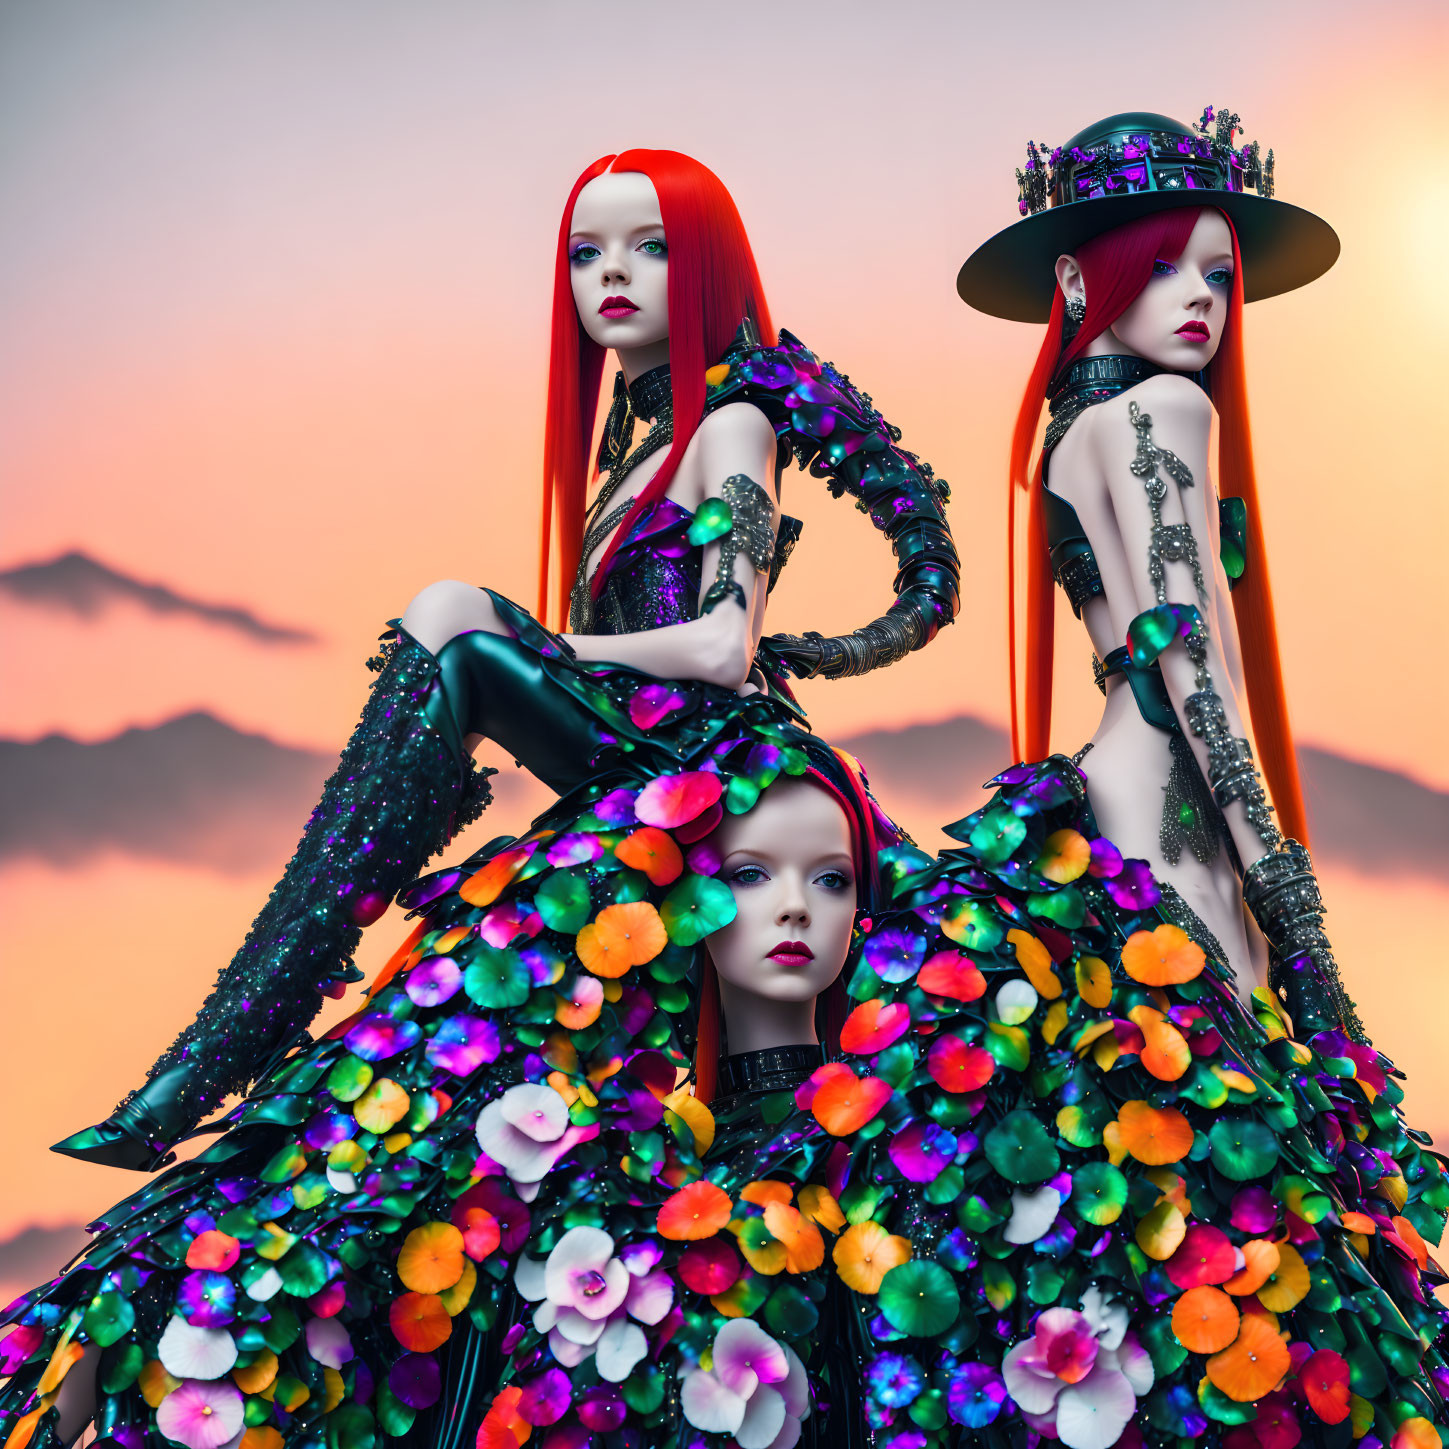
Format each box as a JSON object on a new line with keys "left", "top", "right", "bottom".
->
{"left": 1130, "top": 371, "right": 1214, "bottom": 419}
{"left": 693, "top": 399, "right": 778, "bottom": 454}
{"left": 1086, "top": 374, "right": 1213, "bottom": 463}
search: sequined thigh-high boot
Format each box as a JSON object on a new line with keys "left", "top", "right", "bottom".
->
{"left": 52, "top": 629, "right": 495, "bottom": 1170}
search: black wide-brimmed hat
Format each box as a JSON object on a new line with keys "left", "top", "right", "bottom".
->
{"left": 957, "top": 107, "right": 1340, "bottom": 322}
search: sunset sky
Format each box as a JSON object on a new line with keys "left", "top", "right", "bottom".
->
{"left": 2, "top": 0, "right": 1446, "bottom": 1288}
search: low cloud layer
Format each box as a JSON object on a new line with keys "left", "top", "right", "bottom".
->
{"left": 0, "top": 712, "right": 1441, "bottom": 880}
{"left": 0, "top": 551, "right": 317, "bottom": 644}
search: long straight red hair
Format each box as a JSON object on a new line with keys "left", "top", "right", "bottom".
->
{"left": 691, "top": 761, "right": 883, "bottom": 1106}
{"left": 538, "top": 150, "right": 774, "bottom": 626}
{"left": 1008, "top": 207, "right": 1309, "bottom": 845}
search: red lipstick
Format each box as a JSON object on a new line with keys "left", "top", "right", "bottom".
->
{"left": 599, "top": 295, "right": 639, "bottom": 319}
{"left": 767, "top": 940, "right": 814, "bottom": 967}
{"left": 1176, "top": 321, "right": 1210, "bottom": 342}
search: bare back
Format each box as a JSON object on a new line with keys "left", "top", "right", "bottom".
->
{"left": 1047, "top": 373, "right": 1268, "bottom": 994}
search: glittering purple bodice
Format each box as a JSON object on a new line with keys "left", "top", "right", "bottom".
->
{"left": 589, "top": 498, "right": 701, "bottom": 637}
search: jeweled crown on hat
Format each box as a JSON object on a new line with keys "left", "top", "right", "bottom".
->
{"left": 1016, "top": 107, "right": 1274, "bottom": 219}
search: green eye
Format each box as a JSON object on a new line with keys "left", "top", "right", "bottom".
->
{"left": 569, "top": 243, "right": 601, "bottom": 265}
{"left": 729, "top": 866, "right": 768, "bottom": 886}
{"left": 637, "top": 238, "right": 668, "bottom": 257}
{"left": 1206, "top": 268, "right": 1233, "bottom": 288}
{"left": 817, "top": 870, "right": 853, "bottom": 892}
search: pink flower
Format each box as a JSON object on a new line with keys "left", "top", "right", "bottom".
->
{"left": 514, "top": 1226, "right": 672, "bottom": 1382}
{"left": 681, "top": 1319, "right": 810, "bottom": 1449}
{"left": 475, "top": 1083, "right": 598, "bottom": 1198}
{"left": 155, "top": 1379, "right": 244, "bottom": 1449}
{"left": 1002, "top": 1293, "right": 1153, "bottom": 1449}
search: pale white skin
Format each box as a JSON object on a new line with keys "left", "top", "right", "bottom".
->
{"left": 1050, "top": 210, "right": 1269, "bottom": 997}
{"left": 401, "top": 170, "right": 779, "bottom": 752}
{"left": 705, "top": 777, "right": 858, "bottom": 1055}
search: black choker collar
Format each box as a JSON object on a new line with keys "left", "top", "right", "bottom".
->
{"left": 1048, "top": 354, "right": 1164, "bottom": 411}
{"left": 627, "top": 363, "right": 672, "bottom": 422}
{"left": 717, "top": 1043, "right": 825, "bottom": 1099}
{"left": 596, "top": 365, "right": 673, "bottom": 476}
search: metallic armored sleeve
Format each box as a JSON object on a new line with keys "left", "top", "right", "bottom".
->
{"left": 706, "top": 327, "right": 960, "bottom": 680}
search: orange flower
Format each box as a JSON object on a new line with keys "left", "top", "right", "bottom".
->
{"left": 1115, "top": 1099, "right": 1194, "bottom": 1165}
{"left": 1222, "top": 1239, "right": 1280, "bottom": 1297}
{"left": 1172, "top": 1286, "right": 1241, "bottom": 1353}
{"left": 460, "top": 847, "right": 531, "bottom": 908}
{"left": 389, "top": 1292, "right": 452, "bottom": 1352}
{"left": 833, "top": 1221, "right": 912, "bottom": 1294}
{"left": 240, "top": 1430, "right": 284, "bottom": 1449}
{"left": 577, "top": 901, "right": 667, "bottom": 978}
{"left": 1392, "top": 1215, "right": 1430, "bottom": 1269}
{"left": 1255, "top": 1242, "right": 1310, "bottom": 1312}
{"left": 811, "top": 1068, "right": 894, "bottom": 1136}
{"left": 1206, "top": 1313, "right": 1290, "bottom": 1402}
{"left": 657, "top": 1180, "right": 733, "bottom": 1240}
{"left": 554, "top": 976, "right": 604, "bottom": 1030}
{"left": 740, "top": 1180, "right": 793, "bottom": 1208}
{"left": 397, "top": 1222, "right": 466, "bottom": 1294}
{"left": 1075, "top": 955, "right": 1113, "bottom": 1009}
{"left": 1135, "top": 1202, "right": 1187, "bottom": 1261}
{"left": 917, "top": 950, "right": 986, "bottom": 1001}
{"left": 1036, "top": 828, "right": 1091, "bottom": 884}
{"left": 36, "top": 1341, "right": 84, "bottom": 1397}
{"left": 1338, "top": 1212, "right": 1378, "bottom": 1234}
{"left": 1122, "top": 924, "right": 1206, "bottom": 986}
{"left": 478, "top": 1385, "right": 531, "bottom": 1449}
{"left": 232, "top": 1350, "right": 279, "bottom": 1394}
{"left": 440, "top": 1259, "right": 478, "bottom": 1316}
{"left": 614, "top": 827, "right": 684, "bottom": 886}
{"left": 798, "top": 1184, "right": 846, "bottom": 1234}
{"left": 763, "top": 1202, "right": 825, "bottom": 1273}
{"left": 1007, "top": 929, "right": 1062, "bottom": 999}
{"left": 840, "top": 999, "right": 913, "bottom": 1054}
{"left": 1130, "top": 1005, "right": 1192, "bottom": 1082}
{"left": 1392, "top": 1419, "right": 1443, "bottom": 1449}
{"left": 138, "top": 1359, "right": 181, "bottom": 1409}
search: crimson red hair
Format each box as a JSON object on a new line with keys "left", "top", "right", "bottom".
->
{"left": 691, "top": 761, "right": 878, "bottom": 1106}
{"left": 1008, "top": 207, "right": 1309, "bottom": 845}
{"left": 538, "top": 150, "right": 774, "bottom": 625}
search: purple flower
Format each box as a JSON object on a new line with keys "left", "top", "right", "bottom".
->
{"left": 404, "top": 957, "right": 463, "bottom": 1007}
{"left": 177, "top": 1270, "right": 235, "bottom": 1329}
{"left": 888, "top": 1122, "right": 957, "bottom": 1183}
{"left": 388, "top": 1353, "right": 441, "bottom": 1409}
{"left": 867, "top": 1352, "right": 926, "bottom": 1408}
{"left": 594, "top": 788, "right": 638, "bottom": 827}
{"left": 343, "top": 1014, "right": 422, "bottom": 1063}
{"left": 864, "top": 924, "right": 927, "bottom": 983}
{"left": 947, "top": 1363, "right": 1007, "bottom": 1428}
{"left": 425, "top": 1015, "right": 501, "bottom": 1076}
{"left": 1102, "top": 859, "right": 1160, "bottom": 911}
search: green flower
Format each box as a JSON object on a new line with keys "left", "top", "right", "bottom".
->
{"left": 878, "top": 1260, "right": 960, "bottom": 1336}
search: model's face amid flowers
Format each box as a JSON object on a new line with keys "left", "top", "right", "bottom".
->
{"left": 706, "top": 779, "right": 857, "bottom": 1008}
{"left": 1068, "top": 209, "right": 1235, "bottom": 372}
{"left": 568, "top": 171, "right": 670, "bottom": 357}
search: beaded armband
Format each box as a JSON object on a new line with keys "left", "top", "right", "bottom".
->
{"left": 706, "top": 324, "right": 960, "bottom": 679}
{"left": 693, "top": 475, "right": 776, "bottom": 615}
{"left": 1126, "top": 401, "right": 1281, "bottom": 860}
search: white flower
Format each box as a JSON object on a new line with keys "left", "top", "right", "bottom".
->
{"left": 475, "top": 1083, "right": 596, "bottom": 1188}
{"left": 157, "top": 1315, "right": 238, "bottom": 1380}
{"left": 681, "top": 1319, "right": 810, "bottom": 1449}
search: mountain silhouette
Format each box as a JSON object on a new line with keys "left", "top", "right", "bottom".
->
{"left": 0, "top": 550, "right": 317, "bottom": 644}
{"left": 1, "top": 711, "right": 1442, "bottom": 879}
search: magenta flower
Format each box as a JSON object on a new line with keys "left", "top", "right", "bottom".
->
{"left": 1002, "top": 1291, "right": 1153, "bottom": 1449}
{"left": 154, "top": 1379, "right": 244, "bottom": 1449}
